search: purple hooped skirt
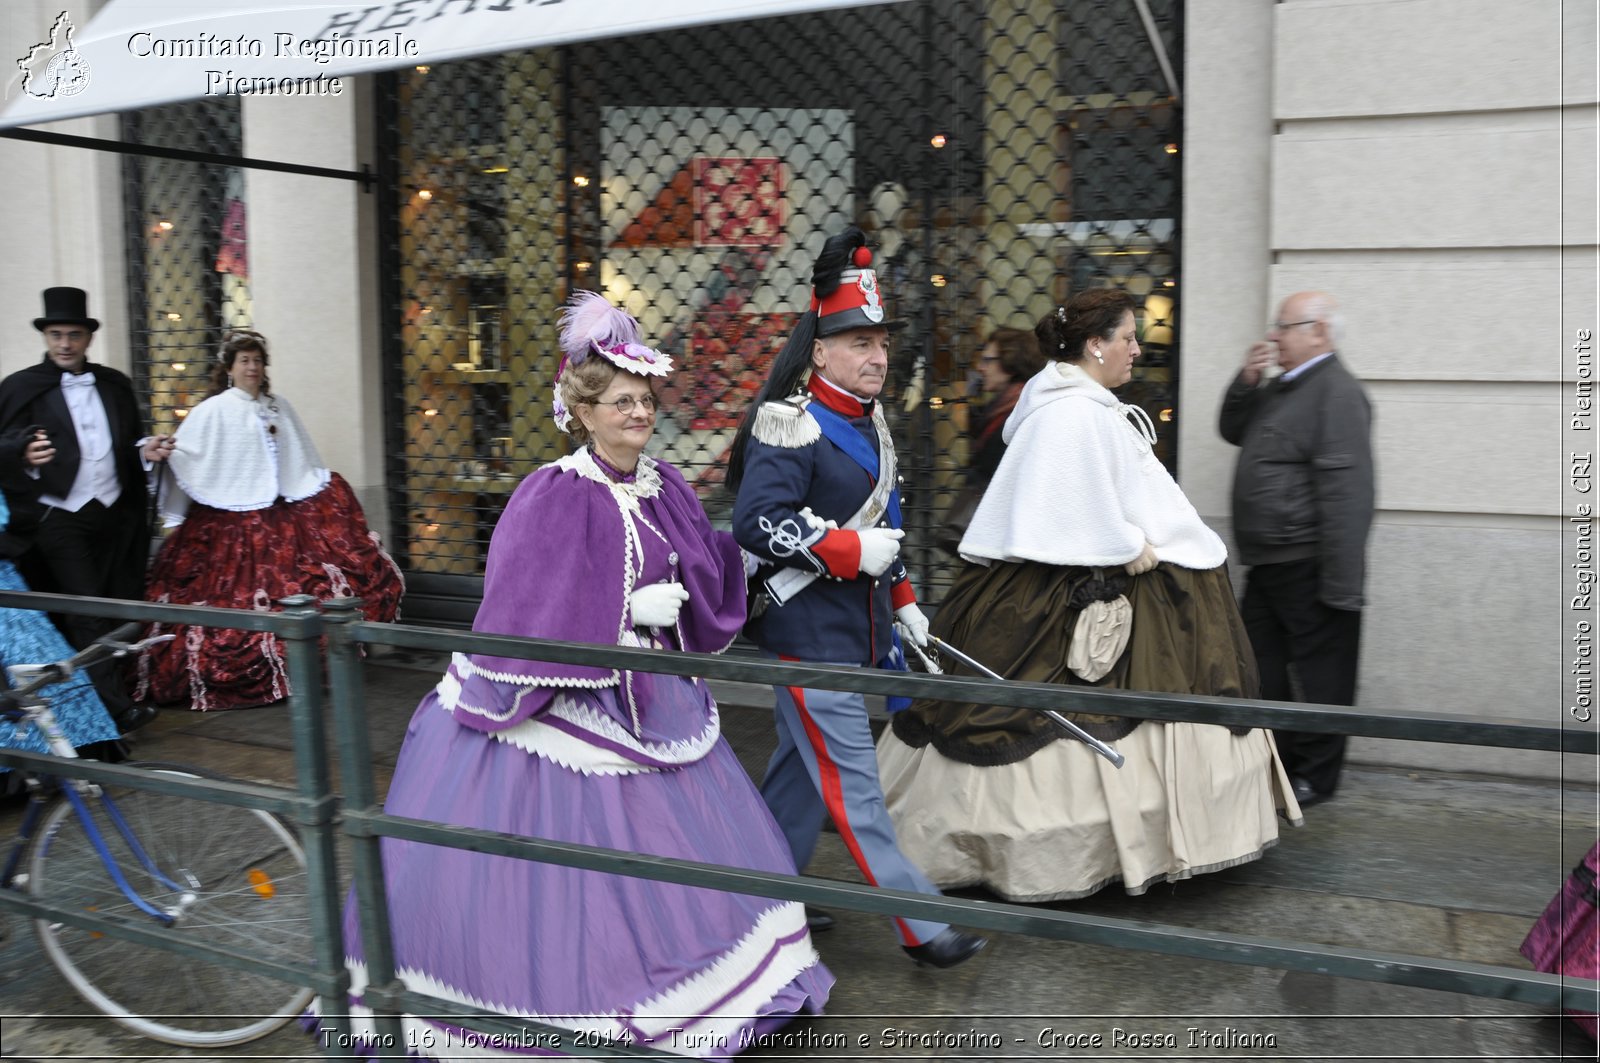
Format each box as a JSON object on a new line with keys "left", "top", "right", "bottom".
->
{"left": 308, "top": 667, "right": 832, "bottom": 1059}
{"left": 1521, "top": 841, "right": 1600, "bottom": 1041}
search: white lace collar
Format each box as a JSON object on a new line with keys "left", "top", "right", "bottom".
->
{"left": 555, "top": 448, "right": 663, "bottom": 500}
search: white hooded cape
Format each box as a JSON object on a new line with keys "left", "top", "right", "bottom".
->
{"left": 160, "top": 388, "right": 330, "bottom": 526}
{"left": 958, "top": 360, "right": 1226, "bottom": 569}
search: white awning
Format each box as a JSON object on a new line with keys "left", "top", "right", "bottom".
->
{"left": 0, "top": 0, "right": 912, "bottom": 130}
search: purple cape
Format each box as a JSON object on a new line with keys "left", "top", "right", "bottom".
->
{"left": 455, "top": 454, "right": 746, "bottom": 732}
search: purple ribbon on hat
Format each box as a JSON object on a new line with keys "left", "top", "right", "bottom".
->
{"left": 596, "top": 340, "right": 672, "bottom": 376}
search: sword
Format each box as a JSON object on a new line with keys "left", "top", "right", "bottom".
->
{"left": 900, "top": 626, "right": 1125, "bottom": 768}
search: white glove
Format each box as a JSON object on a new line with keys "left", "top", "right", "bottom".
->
{"left": 630, "top": 582, "right": 689, "bottom": 628}
{"left": 895, "top": 603, "right": 930, "bottom": 647}
{"left": 1124, "top": 541, "right": 1159, "bottom": 575}
{"left": 798, "top": 506, "right": 838, "bottom": 533}
{"left": 857, "top": 527, "right": 905, "bottom": 577}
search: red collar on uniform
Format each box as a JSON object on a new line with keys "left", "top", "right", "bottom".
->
{"left": 808, "top": 373, "right": 873, "bottom": 417}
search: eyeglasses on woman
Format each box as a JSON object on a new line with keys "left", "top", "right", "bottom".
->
{"left": 591, "top": 394, "right": 658, "bottom": 415}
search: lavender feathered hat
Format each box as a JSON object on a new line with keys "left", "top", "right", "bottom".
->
{"left": 552, "top": 291, "right": 673, "bottom": 433}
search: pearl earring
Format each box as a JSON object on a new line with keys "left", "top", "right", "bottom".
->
{"left": 1092, "top": 349, "right": 1105, "bottom": 365}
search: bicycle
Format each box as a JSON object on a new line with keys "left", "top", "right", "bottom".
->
{"left": 0, "top": 622, "right": 314, "bottom": 1047}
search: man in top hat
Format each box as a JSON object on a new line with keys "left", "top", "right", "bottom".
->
{"left": 0, "top": 287, "right": 174, "bottom": 732}
{"left": 726, "top": 227, "right": 986, "bottom": 969}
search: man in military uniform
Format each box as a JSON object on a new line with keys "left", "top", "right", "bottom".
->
{"left": 727, "top": 228, "right": 985, "bottom": 969}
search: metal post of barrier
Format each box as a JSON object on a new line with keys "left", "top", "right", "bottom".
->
{"left": 274, "top": 594, "right": 350, "bottom": 1050}
{"left": 322, "top": 596, "right": 408, "bottom": 1061}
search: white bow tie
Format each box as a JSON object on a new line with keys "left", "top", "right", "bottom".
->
{"left": 61, "top": 372, "right": 95, "bottom": 391}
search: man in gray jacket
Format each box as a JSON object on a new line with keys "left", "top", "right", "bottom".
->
{"left": 1219, "top": 291, "right": 1374, "bottom": 807}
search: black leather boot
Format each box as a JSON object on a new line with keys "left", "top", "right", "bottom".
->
{"left": 902, "top": 928, "right": 987, "bottom": 968}
{"left": 804, "top": 906, "right": 836, "bottom": 932}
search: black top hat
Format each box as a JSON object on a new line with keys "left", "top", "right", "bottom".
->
{"left": 33, "top": 287, "right": 99, "bottom": 333}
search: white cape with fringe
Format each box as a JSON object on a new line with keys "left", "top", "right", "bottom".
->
{"left": 160, "top": 388, "right": 329, "bottom": 525}
{"left": 958, "top": 360, "right": 1226, "bottom": 570}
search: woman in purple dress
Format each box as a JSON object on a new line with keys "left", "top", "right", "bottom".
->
{"left": 316, "top": 293, "right": 831, "bottom": 1058}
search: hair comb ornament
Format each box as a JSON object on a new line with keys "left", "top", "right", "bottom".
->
{"left": 551, "top": 354, "right": 573, "bottom": 432}
{"left": 1056, "top": 305, "right": 1068, "bottom": 350}
{"left": 218, "top": 328, "right": 268, "bottom": 364}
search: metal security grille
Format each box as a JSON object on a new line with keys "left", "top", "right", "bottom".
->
{"left": 378, "top": 0, "right": 1182, "bottom": 617}
{"left": 121, "top": 99, "right": 251, "bottom": 441}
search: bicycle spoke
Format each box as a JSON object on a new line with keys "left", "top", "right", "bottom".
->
{"left": 29, "top": 770, "right": 314, "bottom": 1048}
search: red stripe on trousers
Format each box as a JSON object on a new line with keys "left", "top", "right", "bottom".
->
{"left": 781, "top": 662, "right": 917, "bottom": 945}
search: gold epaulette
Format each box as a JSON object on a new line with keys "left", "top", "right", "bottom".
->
{"left": 751, "top": 397, "right": 820, "bottom": 448}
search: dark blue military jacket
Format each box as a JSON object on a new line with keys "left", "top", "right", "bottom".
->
{"left": 733, "top": 382, "right": 910, "bottom": 666}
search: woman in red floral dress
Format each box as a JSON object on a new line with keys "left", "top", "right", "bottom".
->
{"left": 137, "top": 329, "right": 403, "bottom": 710}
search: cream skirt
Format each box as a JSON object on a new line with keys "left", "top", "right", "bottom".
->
{"left": 878, "top": 720, "right": 1302, "bottom": 903}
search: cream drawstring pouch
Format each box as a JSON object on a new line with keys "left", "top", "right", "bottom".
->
{"left": 1067, "top": 595, "right": 1132, "bottom": 682}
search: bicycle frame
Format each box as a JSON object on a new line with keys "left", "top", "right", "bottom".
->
{"left": 1, "top": 702, "right": 183, "bottom": 926}
{"left": 3, "top": 627, "right": 192, "bottom": 928}
{"left": 1, "top": 619, "right": 316, "bottom": 1050}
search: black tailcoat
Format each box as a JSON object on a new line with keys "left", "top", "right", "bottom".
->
{"left": 0, "top": 357, "right": 151, "bottom": 550}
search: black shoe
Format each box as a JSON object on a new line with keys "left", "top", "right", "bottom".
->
{"left": 902, "top": 928, "right": 988, "bottom": 969}
{"left": 1290, "top": 776, "right": 1329, "bottom": 809}
{"left": 112, "top": 703, "right": 159, "bottom": 735}
{"left": 79, "top": 738, "right": 132, "bottom": 763}
{"left": 804, "top": 906, "right": 836, "bottom": 933}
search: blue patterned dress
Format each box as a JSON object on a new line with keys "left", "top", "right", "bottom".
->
{"left": 0, "top": 492, "right": 119, "bottom": 769}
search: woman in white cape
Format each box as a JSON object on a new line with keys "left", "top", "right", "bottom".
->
{"left": 137, "top": 329, "right": 403, "bottom": 710}
{"left": 878, "top": 289, "right": 1300, "bottom": 902}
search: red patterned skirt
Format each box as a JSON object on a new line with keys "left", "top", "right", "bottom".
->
{"left": 136, "top": 473, "right": 404, "bottom": 711}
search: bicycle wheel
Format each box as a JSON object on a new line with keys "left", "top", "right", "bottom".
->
{"left": 27, "top": 763, "right": 314, "bottom": 1047}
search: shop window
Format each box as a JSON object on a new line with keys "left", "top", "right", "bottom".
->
{"left": 379, "top": 0, "right": 1182, "bottom": 612}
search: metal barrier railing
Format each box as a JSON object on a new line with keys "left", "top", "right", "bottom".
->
{"left": 0, "top": 591, "right": 349, "bottom": 1036}
{"left": 1, "top": 589, "right": 1595, "bottom": 1060}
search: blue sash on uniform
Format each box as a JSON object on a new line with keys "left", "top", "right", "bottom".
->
{"left": 807, "top": 401, "right": 912, "bottom": 711}
{"left": 806, "top": 402, "right": 902, "bottom": 529}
